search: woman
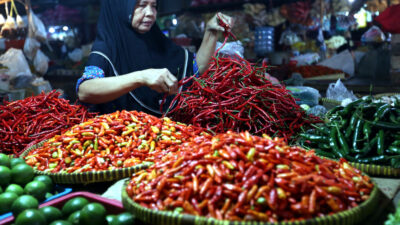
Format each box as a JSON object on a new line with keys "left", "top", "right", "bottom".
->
{"left": 76, "top": 0, "right": 233, "bottom": 115}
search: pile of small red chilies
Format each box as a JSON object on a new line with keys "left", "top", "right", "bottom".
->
{"left": 168, "top": 33, "right": 319, "bottom": 141}
{"left": 25, "top": 110, "right": 207, "bottom": 173}
{"left": 0, "top": 90, "right": 96, "bottom": 156}
{"left": 127, "top": 131, "right": 373, "bottom": 222}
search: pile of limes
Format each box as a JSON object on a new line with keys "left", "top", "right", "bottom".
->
{"left": 0, "top": 153, "right": 54, "bottom": 216}
{"left": 0, "top": 153, "right": 135, "bottom": 225}
{"left": 14, "top": 196, "right": 135, "bottom": 225}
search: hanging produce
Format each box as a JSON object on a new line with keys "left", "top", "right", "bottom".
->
{"left": 299, "top": 96, "right": 400, "bottom": 167}
{"left": 0, "top": 90, "right": 96, "bottom": 156}
{"left": 167, "top": 16, "right": 319, "bottom": 141}
{"left": 126, "top": 131, "right": 374, "bottom": 222}
{"left": 24, "top": 110, "right": 207, "bottom": 173}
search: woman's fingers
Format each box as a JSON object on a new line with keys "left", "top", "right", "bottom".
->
{"left": 164, "top": 71, "right": 178, "bottom": 94}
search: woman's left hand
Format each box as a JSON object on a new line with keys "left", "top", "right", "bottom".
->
{"left": 206, "top": 12, "right": 234, "bottom": 33}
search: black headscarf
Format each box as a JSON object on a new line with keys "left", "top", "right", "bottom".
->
{"left": 89, "top": 0, "right": 193, "bottom": 115}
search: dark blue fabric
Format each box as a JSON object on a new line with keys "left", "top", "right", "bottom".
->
{"left": 86, "top": 0, "right": 194, "bottom": 115}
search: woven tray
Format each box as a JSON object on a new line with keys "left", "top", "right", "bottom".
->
{"left": 121, "top": 181, "right": 380, "bottom": 225}
{"left": 20, "top": 140, "right": 152, "bottom": 184}
{"left": 349, "top": 162, "right": 400, "bottom": 177}
{"left": 320, "top": 97, "right": 342, "bottom": 111}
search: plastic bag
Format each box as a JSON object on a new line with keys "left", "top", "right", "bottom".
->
{"left": 361, "top": 25, "right": 386, "bottom": 43}
{"left": 0, "top": 48, "right": 31, "bottom": 79}
{"left": 287, "top": 86, "right": 321, "bottom": 107}
{"left": 290, "top": 53, "right": 320, "bottom": 66}
{"left": 33, "top": 50, "right": 49, "bottom": 75}
{"left": 308, "top": 105, "right": 327, "bottom": 117}
{"left": 28, "top": 10, "right": 47, "bottom": 42}
{"left": 279, "top": 29, "right": 301, "bottom": 46}
{"left": 326, "top": 79, "right": 357, "bottom": 102}
{"left": 215, "top": 41, "right": 244, "bottom": 58}
{"left": 23, "top": 37, "right": 40, "bottom": 61}
{"left": 12, "top": 73, "right": 34, "bottom": 89}
{"left": 68, "top": 48, "right": 83, "bottom": 62}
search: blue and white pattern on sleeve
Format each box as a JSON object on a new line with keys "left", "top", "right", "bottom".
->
{"left": 76, "top": 66, "right": 105, "bottom": 93}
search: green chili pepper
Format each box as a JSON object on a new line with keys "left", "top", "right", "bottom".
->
{"left": 352, "top": 119, "right": 364, "bottom": 153}
{"left": 336, "top": 125, "right": 350, "bottom": 155}
{"left": 353, "top": 155, "right": 388, "bottom": 164}
{"left": 374, "top": 104, "right": 390, "bottom": 121}
{"left": 318, "top": 143, "right": 330, "bottom": 150}
{"left": 345, "top": 114, "right": 358, "bottom": 139}
{"left": 365, "top": 120, "right": 400, "bottom": 130}
{"left": 94, "top": 137, "right": 98, "bottom": 151}
{"left": 329, "top": 126, "right": 344, "bottom": 158}
{"left": 314, "top": 149, "right": 337, "bottom": 159}
{"left": 387, "top": 146, "right": 400, "bottom": 154}
{"left": 299, "top": 133, "right": 329, "bottom": 143}
{"left": 363, "top": 122, "right": 371, "bottom": 141}
{"left": 391, "top": 140, "right": 400, "bottom": 146}
{"left": 377, "top": 130, "right": 385, "bottom": 155}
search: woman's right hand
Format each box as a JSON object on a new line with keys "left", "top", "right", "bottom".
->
{"left": 139, "top": 68, "right": 178, "bottom": 94}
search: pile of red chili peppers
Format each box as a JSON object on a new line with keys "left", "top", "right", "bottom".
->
{"left": 0, "top": 90, "right": 95, "bottom": 156}
{"left": 25, "top": 110, "right": 207, "bottom": 173}
{"left": 126, "top": 131, "right": 373, "bottom": 222}
{"left": 168, "top": 19, "right": 319, "bottom": 141}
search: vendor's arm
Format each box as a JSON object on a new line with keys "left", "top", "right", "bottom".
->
{"left": 78, "top": 67, "right": 178, "bottom": 104}
{"left": 196, "top": 13, "right": 234, "bottom": 75}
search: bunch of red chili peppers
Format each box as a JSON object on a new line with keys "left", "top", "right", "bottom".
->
{"left": 126, "top": 131, "right": 373, "bottom": 222}
{"left": 0, "top": 90, "right": 95, "bottom": 156}
{"left": 25, "top": 110, "right": 207, "bottom": 173}
{"left": 167, "top": 18, "right": 319, "bottom": 141}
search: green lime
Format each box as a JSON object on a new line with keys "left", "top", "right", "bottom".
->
{"left": 11, "top": 164, "right": 34, "bottom": 186}
{"left": 111, "top": 212, "right": 135, "bottom": 225}
{"left": 0, "top": 186, "right": 2, "bottom": 194}
{"left": 79, "top": 203, "right": 107, "bottom": 225}
{"left": 46, "top": 192, "right": 54, "bottom": 199}
{"left": 33, "top": 175, "right": 53, "bottom": 193}
{"left": 15, "top": 209, "right": 46, "bottom": 225}
{"left": 50, "top": 220, "right": 73, "bottom": 225}
{"left": 0, "top": 165, "right": 11, "bottom": 187}
{"left": 0, "top": 153, "right": 10, "bottom": 168}
{"left": 5, "top": 184, "right": 24, "bottom": 196}
{"left": 24, "top": 181, "right": 47, "bottom": 201}
{"left": 67, "top": 210, "right": 81, "bottom": 225}
{"left": 0, "top": 192, "right": 18, "bottom": 214}
{"left": 106, "top": 214, "right": 117, "bottom": 224}
{"left": 61, "top": 197, "right": 89, "bottom": 216}
{"left": 10, "top": 158, "right": 26, "bottom": 168}
{"left": 39, "top": 206, "right": 62, "bottom": 223}
{"left": 11, "top": 195, "right": 39, "bottom": 216}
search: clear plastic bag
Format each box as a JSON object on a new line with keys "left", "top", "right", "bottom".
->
{"left": 0, "top": 48, "right": 31, "bottom": 79}
{"left": 326, "top": 79, "right": 357, "bottom": 102}
{"left": 28, "top": 10, "right": 47, "bottom": 42}
{"left": 361, "top": 25, "right": 386, "bottom": 43}
{"left": 23, "top": 37, "right": 41, "bottom": 61}
{"left": 215, "top": 41, "right": 244, "bottom": 58}
{"left": 33, "top": 50, "right": 49, "bottom": 75}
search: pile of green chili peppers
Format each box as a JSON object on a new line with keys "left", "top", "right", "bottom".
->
{"left": 298, "top": 96, "right": 400, "bottom": 168}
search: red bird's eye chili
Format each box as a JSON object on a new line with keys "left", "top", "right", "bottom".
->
{"left": 24, "top": 110, "right": 208, "bottom": 173}
{"left": 127, "top": 131, "right": 374, "bottom": 222}
{"left": 0, "top": 90, "right": 96, "bottom": 156}
{"left": 164, "top": 18, "right": 320, "bottom": 142}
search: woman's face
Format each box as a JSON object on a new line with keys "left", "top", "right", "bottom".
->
{"left": 131, "top": 0, "right": 157, "bottom": 34}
